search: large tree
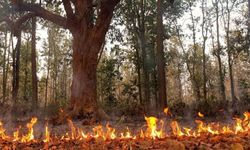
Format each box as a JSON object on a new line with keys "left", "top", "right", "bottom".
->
{"left": 11, "top": 0, "right": 120, "bottom": 122}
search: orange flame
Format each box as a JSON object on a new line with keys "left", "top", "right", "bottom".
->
{"left": 164, "top": 107, "right": 172, "bottom": 116}
{"left": 0, "top": 111, "right": 249, "bottom": 142}
{"left": 43, "top": 124, "right": 50, "bottom": 142}
{"left": 144, "top": 116, "right": 163, "bottom": 139}
{"left": 21, "top": 117, "right": 37, "bottom": 142}
{"left": 198, "top": 112, "right": 204, "bottom": 118}
{"left": 13, "top": 126, "right": 20, "bottom": 141}
{"left": 171, "top": 121, "right": 184, "bottom": 136}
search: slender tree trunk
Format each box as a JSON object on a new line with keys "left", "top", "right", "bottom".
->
{"left": 44, "top": 44, "right": 50, "bottom": 111}
{"left": 248, "top": 0, "right": 250, "bottom": 55}
{"left": 23, "top": 37, "right": 29, "bottom": 101}
{"left": 189, "top": 3, "right": 201, "bottom": 101}
{"left": 6, "top": 34, "right": 11, "bottom": 101}
{"left": 201, "top": 0, "right": 208, "bottom": 101}
{"left": 135, "top": 46, "right": 143, "bottom": 105}
{"left": 12, "top": 30, "right": 21, "bottom": 106}
{"left": 177, "top": 63, "right": 183, "bottom": 102}
{"left": 2, "top": 30, "right": 8, "bottom": 104}
{"left": 156, "top": 0, "right": 167, "bottom": 111}
{"left": 139, "top": 0, "right": 150, "bottom": 110}
{"left": 31, "top": 17, "right": 38, "bottom": 111}
{"left": 215, "top": 0, "right": 226, "bottom": 102}
{"left": 225, "top": 2, "right": 236, "bottom": 111}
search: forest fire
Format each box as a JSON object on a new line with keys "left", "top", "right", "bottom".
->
{"left": 0, "top": 109, "right": 249, "bottom": 149}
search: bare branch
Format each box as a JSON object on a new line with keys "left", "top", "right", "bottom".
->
{"left": 13, "top": 3, "right": 67, "bottom": 29}
{"left": 0, "top": 13, "right": 35, "bottom": 36}
{"left": 62, "top": 0, "right": 74, "bottom": 19}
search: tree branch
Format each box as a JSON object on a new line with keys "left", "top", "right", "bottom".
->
{"left": 13, "top": 3, "right": 67, "bottom": 29}
{"left": 91, "top": 0, "right": 120, "bottom": 54}
{"left": 0, "top": 13, "right": 35, "bottom": 36}
{"left": 62, "top": 0, "right": 74, "bottom": 19}
{"left": 94, "top": 0, "right": 120, "bottom": 36}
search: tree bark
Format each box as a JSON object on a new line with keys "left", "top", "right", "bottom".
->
{"left": 189, "top": 2, "right": 201, "bottom": 101}
{"left": 2, "top": 29, "right": 8, "bottom": 104}
{"left": 12, "top": 30, "right": 21, "bottom": 106}
{"left": 135, "top": 44, "right": 143, "bottom": 105}
{"left": 23, "top": 37, "right": 29, "bottom": 101}
{"left": 31, "top": 17, "right": 38, "bottom": 111}
{"left": 12, "top": 0, "right": 120, "bottom": 123}
{"left": 61, "top": 31, "right": 109, "bottom": 122}
{"left": 156, "top": 0, "right": 167, "bottom": 111}
{"left": 139, "top": 0, "right": 150, "bottom": 110}
{"left": 248, "top": 0, "right": 250, "bottom": 55}
{"left": 224, "top": 0, "right": 236, "bottom": 112}
{"left": 215, "top": 0, "right": 226, "bottom": 102}
{"left": 201, "top": 0, "right": 208, "bottom": 101}
{"left": 44, "top": 39, "right": 51, "bottom": 111}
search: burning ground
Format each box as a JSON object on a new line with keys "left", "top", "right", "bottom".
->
{"left": 0, "top": 110, "right": 249, "bottom": 150}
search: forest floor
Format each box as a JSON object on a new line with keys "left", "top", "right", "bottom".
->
{"left": 0, "top": 106, "right": 249, "bottom": 149}
{"left": 0, "top": 117, "right": 249, "bottom": 150}
{"left": 0, "top": 132, "right": 249, "bottom": 149}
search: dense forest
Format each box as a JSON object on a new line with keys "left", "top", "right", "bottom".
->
{"left": 0, "top": 0, "right": 249, "bottom": 123}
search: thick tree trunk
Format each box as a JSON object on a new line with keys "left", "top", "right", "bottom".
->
{"left": 31, "top": 17, "right": 38, "bottom": 111}
{"left": 57, "top": 31, "right": 110, "bottom": 124}
{"left": 156, "top": 0, "right": 167, "bottom": 111}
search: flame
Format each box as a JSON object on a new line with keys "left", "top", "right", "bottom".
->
{"left": 0, "top": 111, "right": 249, "bottom": 142}
{"left": 234, "top": 118, "right": 244, "bottom": 134}
{"left": 13, "top": 126, "right": 20, "bottom": 141}
{"left": 120, "top": 127, "right": 133, "bottom": 139}
{"left": 80, "top": 129, "right": 88, "bottom": 139}
{"left": 43, "top": 124, "right": 50, "bottom": 142}
{"left": 106, "top": 123, "right": 116, "bottom": 140}
{"left": 67, "top": 119, "right": 76, "bottom": 139}
{"left": 222, "top": 126, "right": 233, "bottom": 134}
{"left": 243, "top": 112, "right": 250, "bottom": 130}
{"left": 183, "top": 127, "right": 192, "bottom": 136}
{"left": 198, "top": 112, "right": 204, "bottom": 118}
{"left": 0, "top": 121, "right": 7, "bottom": 140}
{"left": 21, "top": 117, "right": 37, "bottom": 142}
{"left": 164, "top": 107, "right": 172, "bottom": 116}
{"left": 93, "top": 125, "right": 105, "bottom": 139}
{"left": 144, "top": 116, "right": 163, "bottom": 139}
{"left": 171, "top": 121, "right": 184, "bottom": 136}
